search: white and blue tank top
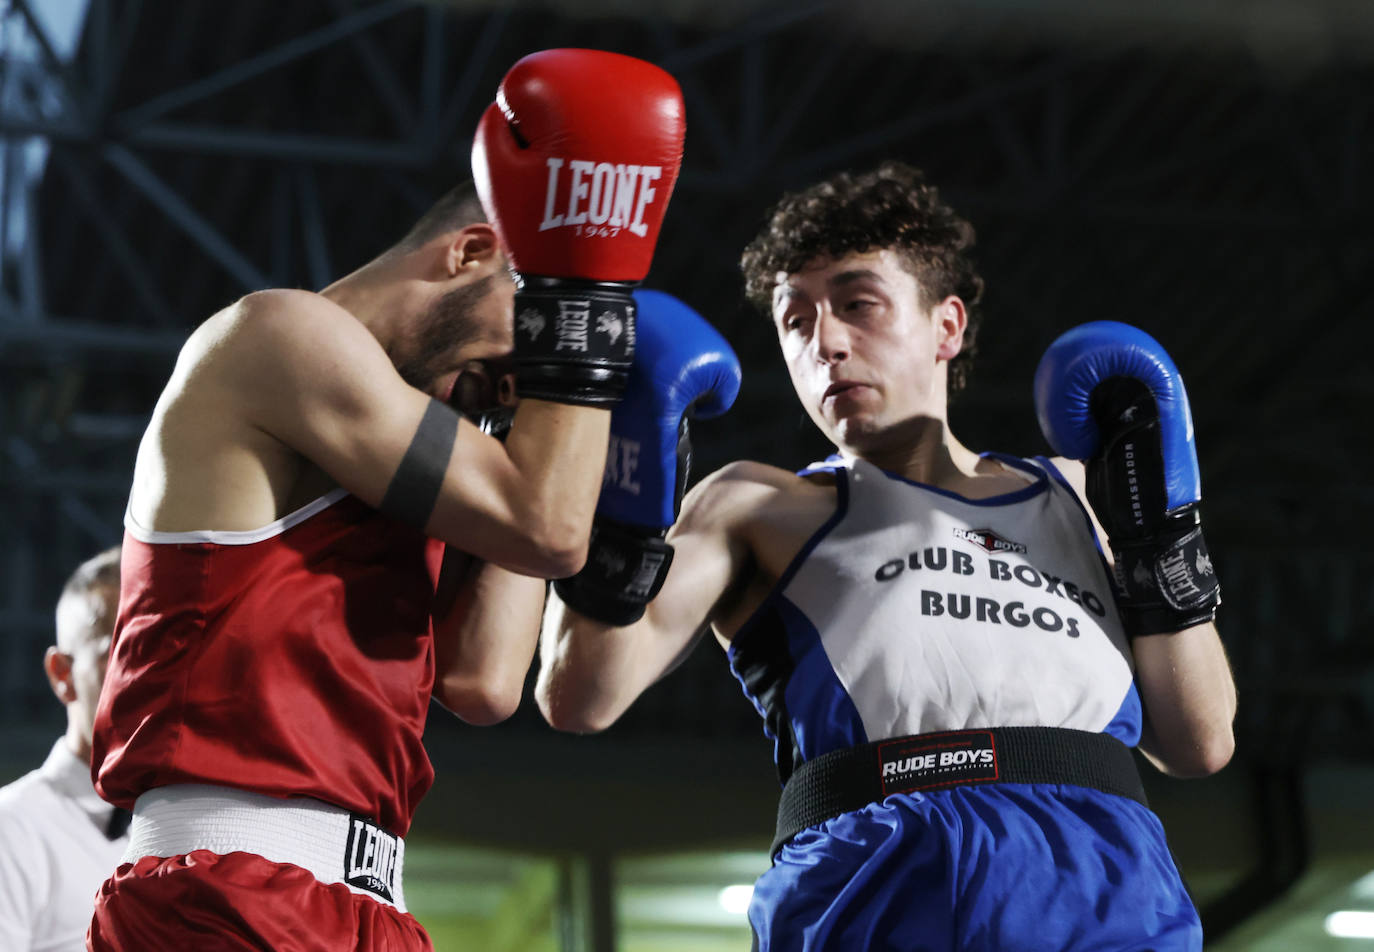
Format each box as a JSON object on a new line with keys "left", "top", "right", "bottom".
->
{"left": 728, "top": 454, "right": 1140, "bottom": 784}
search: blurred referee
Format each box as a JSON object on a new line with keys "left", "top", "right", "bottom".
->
{"left": 0, "top": 547, "right": 128, "bottom": 951}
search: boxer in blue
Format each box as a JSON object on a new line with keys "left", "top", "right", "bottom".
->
{"left": 536, "top": 162, "right": 1235, "bottom": 951}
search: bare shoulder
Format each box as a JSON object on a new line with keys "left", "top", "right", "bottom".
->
{"left": 679, "top": 460, "right": 841, "bottom": 640}
{"left": 176, "top": 290, "right": 343, "bottom": 371}
{"left": 180, "top": 290, "right": 394, "bottom": 419}
{"left": 237, "top": 288, "right": 356, "bottom": 328}
{"left": 160, "top": 288, "right": 392, "bottom": 447}
{"left": 677, "top": 460, "right": 814, "bottom": 532}
{"left": 677, "top": 459, "right": 838, "bottom": 569}
{"left": 131, "top": 290, "right": 368, "bottom": 530}
{"left": 1046, "top": 455, "right": 1111, "bottom": 551}
{"left": 1046, "top": 455, "right": 1087, "bottom": 495}
{"left": 697, "top": 459, "right": 803, "bottom": 495}
{"left": 205, "top": 289, "right": 375, "bottom": 365}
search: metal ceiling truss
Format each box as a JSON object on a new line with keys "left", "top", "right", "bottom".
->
{"left": 1, "top": 0, "right": 1370, "bottom": 763}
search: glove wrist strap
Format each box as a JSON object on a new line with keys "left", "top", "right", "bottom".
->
{"left": 553, "top": 519, "right": 674, "bottom": 626}
{"left": 511, "top": 279, "right": 636, "bottom": 407}
{"left": 1110, "top": 506, "right": 1221, "bottom": 637}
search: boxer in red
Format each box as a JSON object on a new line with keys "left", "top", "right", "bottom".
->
{"left": 86, "top": 49, "right": 686, "bottom": 951}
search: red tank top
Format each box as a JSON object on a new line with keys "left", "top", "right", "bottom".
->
{"left": 92, "top": 490, "right": 443, "bottom": 836}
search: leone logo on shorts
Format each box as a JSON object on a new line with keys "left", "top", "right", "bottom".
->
{"left": 877, "top": 731, "right": 999, "bottom": 795}
{"left": 344, "top": 815, "right": 399, "bottom": 902}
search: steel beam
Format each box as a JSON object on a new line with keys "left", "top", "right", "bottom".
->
{"left": 113, "top": 0, "right": 413, "bottom": 130}
{"left": 101, "top": 143, "right": 268, "bottom": 290}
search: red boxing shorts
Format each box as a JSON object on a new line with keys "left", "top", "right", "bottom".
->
{"left": 88, "top": 851, "right": 434, "bottom": 952}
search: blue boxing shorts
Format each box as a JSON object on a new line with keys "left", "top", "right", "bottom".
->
{"left": 749, "top": 783, "right": 1200, "bottom": 952}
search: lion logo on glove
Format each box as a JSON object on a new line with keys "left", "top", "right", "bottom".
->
{"left": 595, "top": 310, "right": 624, "bottom": 346}
{"left": 594, "top": 547, "right": 627, "bottom": 576}
{"left": 517, "top": 307, "right": 546, "bottom": 341}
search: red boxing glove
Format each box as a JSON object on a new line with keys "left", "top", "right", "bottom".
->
{"left": 472, "top": 49, "right": 686, "bottom": 407}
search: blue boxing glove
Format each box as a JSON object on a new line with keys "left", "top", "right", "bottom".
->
{"left": 554, "top": 289, "right": 742, "bottom": 625}
{"left": 1034, "top": 320, "right": 1220, "bottom": 637}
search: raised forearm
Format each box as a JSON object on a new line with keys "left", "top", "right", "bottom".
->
{"left": 498, "top": 400, "right": 612, "bottom": 574}
{"left": 536, "top": 595, "right": 651, "bottom": 733}
{"left": 1134, "top": 621, "right": 1237, "bottom": 777}
{"left": 433, "top": 551, "right": 548, "bottom": 725}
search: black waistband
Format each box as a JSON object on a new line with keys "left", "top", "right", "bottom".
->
{"left": 772, "top": 726, "right": 1148, "bottom": 857}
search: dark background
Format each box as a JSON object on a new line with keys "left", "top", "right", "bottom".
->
{"left": 2, "top": 1, "right": 1372, "bottom": 946}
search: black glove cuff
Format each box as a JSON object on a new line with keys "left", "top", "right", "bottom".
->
{"left": 1110, "top": 506, "right": 1221, "bottom": 637}
{"left": 511, "top": 278, "right": 637, "bottom": 407}
{"left": 512, "top": 364, "right": 627, "bottom": 408}
{"left": 553, "top": 520, "right": 674, "bottom": 626}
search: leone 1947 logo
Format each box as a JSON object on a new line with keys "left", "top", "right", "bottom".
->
{"left": 538, "top": 158, "right": 663, "bottom": 238}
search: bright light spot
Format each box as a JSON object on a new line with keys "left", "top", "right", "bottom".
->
{"left": 1325, "top": 911, "right": 1374, "bottom": 939}
{"left": 718, "top": 884, "right": 754, "bottom": 915}
{"left": 1352, "top": 870, "right": 1374, "bottom": 900}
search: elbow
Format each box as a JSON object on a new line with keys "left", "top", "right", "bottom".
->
{"left": 535, "top": 679, "right": 613, "bottom": 735}
{"left": 519, "top": 509, "right": 591, "bottom": 580}
{"left": 541, "top": 703, "right": 614, "bottom": 735}
{"left": 1192, "top": 730, "right": 1237, "bottom": 777}
{"left": 538, "top": 537, "right": 589, "bottom": 582}
{"left": 437, "top": 674, "right": 524, "bottom": 727}
{"left": 456, "top": 693, "right": 521, "bottom": 727}
{"left": 1164, "top": 731, "right": 1236, "bottom": 779}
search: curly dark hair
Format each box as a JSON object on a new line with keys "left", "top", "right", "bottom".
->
{"left": 740, "top": 161, "right": 984, "bottom": 394}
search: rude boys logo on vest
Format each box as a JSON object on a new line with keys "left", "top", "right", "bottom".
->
{"left": 952, "top": 527, "right": 1027, "bottom": 555}
{"left": 344, "top": 815, "right": 399, "bottom": 902}
{"left": 878, "top": 730, "right": 999, "bottom": 795}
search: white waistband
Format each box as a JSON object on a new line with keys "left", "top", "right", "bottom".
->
{"left": 124, "top": 784, "right": 407, "bottom": 912}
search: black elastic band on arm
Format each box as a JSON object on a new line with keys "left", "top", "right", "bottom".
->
{"left": 379, "top": 398, "right": 457, "bottom": 529}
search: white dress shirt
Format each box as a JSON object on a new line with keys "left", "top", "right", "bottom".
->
{"left": 0, "top": 739, "right": 129, "bottom": 952}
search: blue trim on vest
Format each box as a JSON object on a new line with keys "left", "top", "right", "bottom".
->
{"left": 1034, "top": 455, "right": 1119, "bottom": 594}
{"left": 1035, "top": 455, "right": 1142, "bottom": 748}
{"left": 1104, "top": 681, "right": 1144, "bottom": 747}
{"left": 728, "top": 465, "right": 853, "bottom": 783}
{"left": 730, "top": 464, "right": 851, "bottom": 644}
{"left": 777, "top": 596, "right": 870, "bottom": 761}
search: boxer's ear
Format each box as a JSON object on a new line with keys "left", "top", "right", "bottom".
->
{"left": 44, "top": 647, "right": 75, "bottom": 704}
{"left": 933, "top": 296, "right": 967, "bottom": 362}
